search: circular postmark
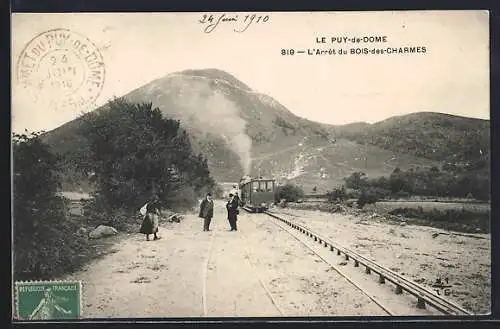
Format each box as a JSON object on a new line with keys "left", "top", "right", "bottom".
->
{"left": 16, "top": 28, "right": 105, "bottom": 112}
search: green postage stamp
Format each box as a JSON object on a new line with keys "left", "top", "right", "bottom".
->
{"left": 14, "top": 281, "right": 82, "bottom": 320}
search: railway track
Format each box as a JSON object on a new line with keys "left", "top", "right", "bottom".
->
{"left": 240, "top": 230, "right": 287, "bottom": 316}
{"left": 201, "top": 231, "right": 217, "bottom": 317}
{"left": 201, "top": 228, "right": 285, "bottom": 317}
{"left": 262, "top": 209, "right": 473, "bottom": 316}
{"left": 242, "top": 211, "right": 393, "bottom": 316}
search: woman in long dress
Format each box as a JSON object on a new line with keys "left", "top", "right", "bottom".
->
{"left": 139, "top": 195, "right": 161, "bottom": 241}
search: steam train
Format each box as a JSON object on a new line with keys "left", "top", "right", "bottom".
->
{"left": 238, "top": 176, "right": 276, "bottom": 213}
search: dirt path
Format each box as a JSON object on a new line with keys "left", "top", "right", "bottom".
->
{"left": 62, "top": 213, "right": 210, "bottom": 317}
{"left": 60, "top": 201, "right": 402, "bottom": 318}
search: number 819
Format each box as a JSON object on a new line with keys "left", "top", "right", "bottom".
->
{"left": 281, "top": 49, "right": 295, "bottom": 55}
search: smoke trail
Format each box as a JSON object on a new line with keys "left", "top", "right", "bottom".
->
{"left": 166, "top": 78, "right": 253, "bottom": 175}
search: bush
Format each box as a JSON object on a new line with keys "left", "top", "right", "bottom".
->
{"left": 326, "top": 185, "right": 347, "bottom": 202}
{"left": 164, "top": 185, "right": 198, "bottom": 211}
{"left": 395, "top": 190, "right": 411, "bottom": 199}
{"left": 366, "top": 187, "right": 391, "bottom": 200}
{"left": 388, "top": 207, "right": 490, "bottom": 233}
{"left": 274, "top": 184, "right": 305, "bottom": 203}
{"left": 342, "top": 165, "right": 490, "bottom": 201}
{"left": 13, "top": 132, "right": 88, "bottom": 280}
{"left": 357, "top": 189, "right": 378, "bottom": 209}
{"left": 344, "top": 172, "right": 368, "bottom": 190}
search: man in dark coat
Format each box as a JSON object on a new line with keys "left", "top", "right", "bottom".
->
{"left": 226, "top": 193, "right": 239, "bottom": 231}
{"left": 199, "top": 193, "right": 214, "bottom": 231}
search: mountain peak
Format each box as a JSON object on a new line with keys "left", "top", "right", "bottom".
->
{"left": 166, "top": 68, "right": 253, "bottom": 91}
{"left": 377, "top": 111, "right": 489, "bottom": 123}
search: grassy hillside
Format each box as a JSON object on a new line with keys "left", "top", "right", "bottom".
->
{"left": 337, "top": 112, "right": 490, "bottom": 164}
{"left": 40, "top": 69, "right": 489, "bottom": 195}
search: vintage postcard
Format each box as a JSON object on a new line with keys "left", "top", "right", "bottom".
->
{"left": 11, "top": 11, "right": 490, "bottom": 320}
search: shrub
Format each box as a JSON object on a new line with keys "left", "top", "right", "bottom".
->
{"left": 326, "top": 185, "right": 347, "bottom": 202}
{"left": 13, "top": 132, "right": 88, "bottom": 280}
{"left": 357, "top": 189, "right": 378, "bottom": 209}
{"left": 367, "top": 187, "right": 391, "bottom": 200}
{"left": 395, "top": 190, "right": 411, "bottom": 199}
{"left": 343, "top": 164, "right": 490, "bottom": 201}
{"left": 274, "top": 184, "right": 305, "bottom": 203}
{"left": 344, "top": 172, "right": 368, "bottom": 190}
{"left": 164, "top": 185, "right": 198, "bottom": 211}
{"left": 388, "top": 207, "right": 490, "bottom": 233}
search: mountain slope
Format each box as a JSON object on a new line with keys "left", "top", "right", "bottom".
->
{"left": 41, "top": 69, "right": 488, "bottom": 193}
{"left": 336, "top": 112, "right": 490, "bottom": 164}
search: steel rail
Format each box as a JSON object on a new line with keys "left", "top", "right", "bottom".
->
{"left": 264, "top": 210, "right": 473, "bottom": 316}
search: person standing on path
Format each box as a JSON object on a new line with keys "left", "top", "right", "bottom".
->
{"left": 199, "top": 192, "right": 214, "bottom": 231}
{"left": 230, "top": 185, "right": 241, "bottom": 206}
{"left": 226, "top": 193, "right": 239, "bottom": 231}
{"left": 139, "top": 195, "right": 162, "bottom": 241}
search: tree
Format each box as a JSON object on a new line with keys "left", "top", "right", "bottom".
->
{"left": 13, "top": 131, "right": 79, "bottom": 280}
{"left": 357, "top": 188, "right": 378, "bottom": 208}
{"left": 13, "top": 131, "right": 60, "bottom": 203}
{"left": 344, "top": 172, "right": 368, "bottom": 190}
{"left": 81, "top": 99, "right": 216, "bottom": 212}
{"left": 327, "top": 185, "right": 347, "bottom": 202}
{"left": 389, "top": 167, "right": 406, "bottom": 193}
{"left": 13, "top": 132, "right": 63, "bottom": 240}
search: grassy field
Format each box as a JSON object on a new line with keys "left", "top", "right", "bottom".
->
{"left": 365, "top": 201, "right": 491, "bottom": 214}
{"left": 361, "top": 200, "right": 490, "bottom": 234}
{"left": 287, "top": 198, "right": 491, "bottom": 234}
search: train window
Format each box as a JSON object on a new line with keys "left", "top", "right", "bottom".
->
{"left": 252, "top": 181, "right": 258, "bottom": 192}
{"left": 266, "top": 181, "right": 272, "bottom": 192}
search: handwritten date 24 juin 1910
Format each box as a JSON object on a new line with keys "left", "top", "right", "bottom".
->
{"left": 199, "top": 13, "right": 270, "bottom": 33}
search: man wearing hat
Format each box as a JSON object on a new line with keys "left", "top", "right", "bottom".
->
{"left": 226, "top": 193, "right": 239, "bottom": 231}
{"left": 199, "top": 192, "right": 214, "bottom": 231}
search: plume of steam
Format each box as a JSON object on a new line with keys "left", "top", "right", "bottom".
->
{"left": 165, "top": 78, "right": 252, "bottom": 175}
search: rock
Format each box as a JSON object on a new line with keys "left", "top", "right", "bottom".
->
{"left": 400, "top": 222, "right": 407, "bottom": 226}
{"left": 432, "top": 232, "right": 440, "bottom": 238}
{"left": 329, "top": 205, "right": 342, "bottom": 213}
{"left": 89, "top": 225, "right": 118, "bottom": 239}
{"left": 168, "top": 214, "right": 183, "bottom": 223}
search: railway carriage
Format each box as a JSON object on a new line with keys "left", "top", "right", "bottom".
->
{"left": 239, "top": 177, "right": 276, "bottom": 213}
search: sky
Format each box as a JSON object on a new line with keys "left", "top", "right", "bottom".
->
{"left": 11, "top": 11, "right": 490, "bottom": 133}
